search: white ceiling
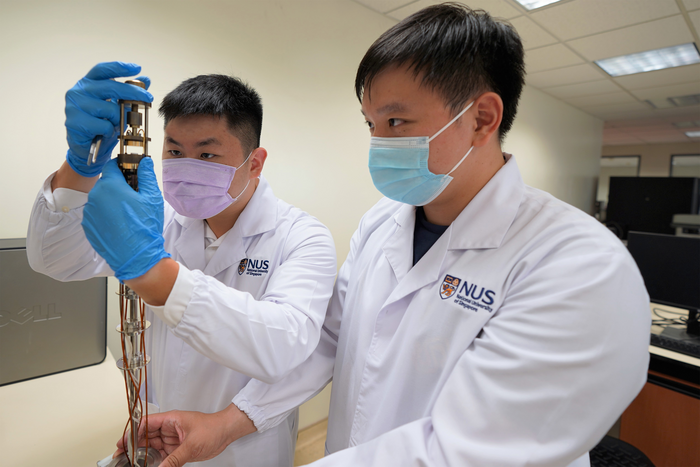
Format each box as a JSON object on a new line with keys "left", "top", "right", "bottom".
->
{"left": 351, "top": 0, "right": 700, "bottom": 146}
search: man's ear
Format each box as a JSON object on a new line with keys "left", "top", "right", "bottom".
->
{"left": 472, "top": 92, "right": 503, "bottom": 148}
{"left": 248, "top": 147, "right": 268, "bottom": 178}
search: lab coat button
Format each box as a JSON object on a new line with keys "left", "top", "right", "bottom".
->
{"left": 61, "top": 206, "right": 70, "bottom": 213}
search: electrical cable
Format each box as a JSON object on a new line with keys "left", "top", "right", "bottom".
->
{"left": 652, "top": 307, "right": 688, "bottom": 328}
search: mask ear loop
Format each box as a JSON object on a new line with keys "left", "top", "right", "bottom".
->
{"left": 446, "top": 145, "right": 474, "bottom": 176}
{"left": 231, "top": 179, "right": 251, "bottom": 200}
{"left": 230, "top": 149, "right": 256, "bottom": 200}
{"left": 428, "top": 100, "right": 475, "bottom": 143}
{"left": 427, "top": 100, "right": 476, "bottom": 177}
{"left": 236, "top": 149, "right": 254, "bottom": 170}
{"left": 238, "top": 148, "right": 265, "bottom": 180}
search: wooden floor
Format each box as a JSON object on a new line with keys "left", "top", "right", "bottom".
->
{"left": 294, "top": 419, "right": 328, "bottom": 466}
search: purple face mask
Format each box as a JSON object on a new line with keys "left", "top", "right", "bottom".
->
{"left": 162, "top": 154, "right": 251, "bottom": 219}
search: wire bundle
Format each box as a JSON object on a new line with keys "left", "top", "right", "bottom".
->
{"left": 119, "top": 282, "right": 150, "bottom": 467}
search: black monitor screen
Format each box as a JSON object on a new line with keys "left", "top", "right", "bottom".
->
{"left": 627, "top": 232, "right": 700, "bottom": 310}
{"left": 606, "top": 177, "right": 699, "bottom": 239}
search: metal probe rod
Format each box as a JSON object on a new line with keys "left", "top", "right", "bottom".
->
{"left": 126, "top": 288, "right": 141, "bottom": 465}
{"left": 115, "top": 79, "right": 156, "bottom": 467}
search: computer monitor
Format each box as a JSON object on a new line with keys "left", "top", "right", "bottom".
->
{"left": 0, "top": 238, "right": 107, "bottom": 386}
{"left": 627, "top": 231, "right": 700, "bottom": 335}
{"left": 606, "top": 177, "right": 700, "bottom": 239}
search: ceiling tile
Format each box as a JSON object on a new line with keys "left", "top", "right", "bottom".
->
{"left": 565, "top": 92, "right": 638, "bottom": 108}
{"left": 601, "top": 128, "right": 630, "bottom": 139}
{"left": 353, "top": 0, "right": 417, "bottom": 14}
{"left": 529, "top": 0, "right": 680, "bottom": 41}
{"left": 617, "top": 129, "right": 686, "bottom": 142}
{"left": 630, "top": 81, "right": 700, "bottom": 100}
{"left": 542, "top": 79, "right": 622, "bottom": 99}
{"left": 509, "top": 16, "right": 557, "bottom": 50}
{"left": 602, "top": 133, "right": 647, "bottom": 145}
{"left": 683, "top": 0, "right": 700, "bottom": 12}
{"left": 587, "top": 107, "right": 656, "bottom": 121}
{"left": 612, "top": 64, "right": 700, "bottom": 90}
{"left": 690, "top": 10, "right": 700, "bottom": 30}
{"left": 602, "top": 126, "right": 648, "bottom": 142}
{"left": 606, "top": 117, "right": 700, "bottom": 129}
{"left": 637, "top": 130, "right": 695, "bottom": 143}
{"left": 387, "top": 0, "right": 521, "bottom": 21}
{"left": 526, "top": 63, "right": 607, "bottom": 88}
{"left": 629, "top": 127, "right": 684, "bottom": 137}
{"left": 605, "top": 118, "right": 668, "bottom": 128}
{"left": 566, "top": 15, "right": 693, "bottom": 61}
{"left": 578, "top": 101, "right": 649, "bottom": 114}
{"left": 646, "top": 105, "right": 700, "bottom": 119}
{"left": 525, "top": 43, "right": 584, "bottom": 73}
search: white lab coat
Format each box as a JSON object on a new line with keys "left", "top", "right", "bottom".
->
{"left": 27, "top": 174, "right": 337, "bottom": 467}
{"left": 234, "top": 155, "right": 651, "bottom": 467}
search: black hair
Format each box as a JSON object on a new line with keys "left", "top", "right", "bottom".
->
{"left": 159, "top": 74, "right": 263, "bottom": 154}
{"left": 355, "top": 3, "right": 525, "bottom": 143}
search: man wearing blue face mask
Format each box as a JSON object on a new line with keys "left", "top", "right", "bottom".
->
{"left": 26, "top": 65, "right": 337, "bottom": 467}
{"left": 119, "top": 5, "right": 651, "bottom": 467}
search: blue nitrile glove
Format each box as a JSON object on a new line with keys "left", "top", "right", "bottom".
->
{"left": 81, "top": 157, "right": 171, "bottom": 281}
{"left": 65, "top": 61, "right": 153, "bottom": 177}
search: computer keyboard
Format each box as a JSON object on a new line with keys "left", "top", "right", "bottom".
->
{"left": 650, "top": 333, "right": 700, "bottom": 359}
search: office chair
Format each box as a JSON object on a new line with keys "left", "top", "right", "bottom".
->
{"left": 590, "top": 435, "right": 655, "bottom": 467}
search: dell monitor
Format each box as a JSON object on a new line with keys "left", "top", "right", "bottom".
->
{"left": 0, "top": 238, "right": 107, "bottom": 386}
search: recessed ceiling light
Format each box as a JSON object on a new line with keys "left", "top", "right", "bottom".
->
{"left": 513, "top": 0, "right": 564, "bottom": 10}
{"left": 595, "top": 43, "right": 700, "bottom": 77}
{"left": 668, "top": 93, "right": 700, "bottom": 107}
{"left": 673, "top": 121, "right": 697, "bottom": 128}
{"left": 644, "top": 99, "right": 676, "bottom": 109}
{"left": 686, "top": 131, "right": 700, "bottom": 138}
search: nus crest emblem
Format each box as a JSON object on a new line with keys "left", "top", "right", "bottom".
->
{"left": 238, "top": 259, "right": 248, "bottom": 275}
{"left": 440, "top": 274, "right": 460, "bottom": 300}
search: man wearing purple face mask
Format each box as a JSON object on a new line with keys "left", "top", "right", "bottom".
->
{"left": 27, "top": 66, "right": 337, "bottom": 467}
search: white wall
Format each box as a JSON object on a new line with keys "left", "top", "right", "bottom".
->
{"left": 504, "top": 85, "right": 604, "bottom": 214}
{"left": 0, "top": 0, "right": 604, "bottom": 430}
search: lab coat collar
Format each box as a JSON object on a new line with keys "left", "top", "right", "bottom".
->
{"left": 388, "top": 153, "right": 523, "bottom": 251}
{"left": 382, "top": 207, "right": 450, "bottom": 304}
{"left": 447, "top": 153, "right": 523, "bottom": 251}
{"left": 228, "top": 175, "right": 279, "bottom": 238}
{"left": 382, "top": 206, "right": 416, "bottom": 286}
{"left": 171, "top": 175, "right": 278, "bottom": 273}
{"left": 203, "top": 176, "right": 278, "bottom": 276}
{"left": 380, "top": 154, "right": 523, "bottom": 304}
{"left": 172, "top": 214, "right": 206, "bottom": 272}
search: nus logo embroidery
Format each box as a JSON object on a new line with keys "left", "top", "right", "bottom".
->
{"left": 238, "top": 258, "right": 270, "bottom": 277}
{"left": 440, "top": 274, "right": 497, "bottom": 313}
{"left": 440, "top": 275, "right": 460, "bottom": 299}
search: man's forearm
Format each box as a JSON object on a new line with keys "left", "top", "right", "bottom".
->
{"left": 51, "top": 161, "right": 99, "bottom": 193}
{"left": 125, "top": 258, "right": 179, "bottom": 307}
{"left": 221, "top": 403, "right": 258, "bottom": 444}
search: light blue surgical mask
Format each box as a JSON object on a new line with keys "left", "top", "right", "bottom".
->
{"left": 368, "top": 101, "right": 475, "bottom": 206}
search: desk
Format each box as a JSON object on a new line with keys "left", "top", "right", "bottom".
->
{"left": 619, "top": 305, "right": 700, "bottom": 467}
{"left": 0, "top": 351, "right": 130, "bottom": 466}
